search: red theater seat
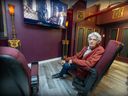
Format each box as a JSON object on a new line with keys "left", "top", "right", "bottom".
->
{"left": 72, "top": 40, "right": 124, "bottom": 96}
{"left": 0, "top": 47, "right": 39, "bottom": 96}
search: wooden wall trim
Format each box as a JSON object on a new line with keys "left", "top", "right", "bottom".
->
{"left": 78, "top": 1, "right": 128, "bottom": 23}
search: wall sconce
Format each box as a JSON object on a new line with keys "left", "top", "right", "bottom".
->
{"left": 65, "top": 21, "right": 69, "bottom": 40}
{"left": 8, "top": 4, "right": 16, "bottom": 38}
{"left": 8, "top": 4, "right": 15, "bottom": 15}
{"left": 8, "top": 4, "right": 21, "bottom": 48}
{"left": 65, "top": 21, "right": 69, "bottom": 27}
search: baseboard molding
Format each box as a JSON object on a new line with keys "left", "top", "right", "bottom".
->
{"left": 39, "top": 57, "right": 62, "bottom": 64}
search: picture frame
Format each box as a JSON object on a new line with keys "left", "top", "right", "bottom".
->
{"left": 23, "top": 0, "right": 68, "bottom": 28}
{"left": 112, "top": 7, "right": 124, "bottom": 19}
{"left": 77, "top": 11, "right": 85, "bottom": 21}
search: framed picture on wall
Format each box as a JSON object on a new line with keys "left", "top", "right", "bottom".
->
{"left": 112, "top": 7, "right": 124, "bottom": 19}
{"left": 77, "top": 11, "right": 85, "bottom": 21}
{"left": 23, "top": 0, "right": 68, "bottom": 28}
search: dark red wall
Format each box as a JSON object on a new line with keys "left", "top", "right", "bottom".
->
{"left": 5, "top": 0, "right": 63, "bottom": 62}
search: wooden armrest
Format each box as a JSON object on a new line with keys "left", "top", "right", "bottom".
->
{"left": 31, "top": 61, "right": 39, "bottom": 94}
{"left": 31, "top": 61, "right": 38, "bottom": 65}
{"left": 31, "top": 61, "right": 38, "bottom": 76}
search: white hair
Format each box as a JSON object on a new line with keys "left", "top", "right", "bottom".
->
{"left": 88, "top": 32, "right": 102, "bottom": 43}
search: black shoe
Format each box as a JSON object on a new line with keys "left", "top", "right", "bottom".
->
{"left": 52, "top": 73, "right": 63, "bottom": 79}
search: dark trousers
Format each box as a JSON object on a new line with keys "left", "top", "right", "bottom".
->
{"left": 59, "top": 63, "right": 77, "bottom": 76}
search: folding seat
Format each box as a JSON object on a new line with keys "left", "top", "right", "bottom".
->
{"left": 72, "top": 40, "right": 124, "bottom": 96}
{"left": 0, "top": 46, "right": 39, "bottom": 96}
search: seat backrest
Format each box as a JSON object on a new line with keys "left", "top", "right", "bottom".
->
{"left": 0, "top": 47, "right": 31, "bottom": 95}
{"left": 95, "top": 40, "right": 124, "bottom": 82}
{"left": 0, "top": 47, "right": 31, "bottom": 80}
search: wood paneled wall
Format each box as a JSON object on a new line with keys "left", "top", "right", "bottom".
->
{"left": 97, "top": 5, "right": 128, "bottom": 25}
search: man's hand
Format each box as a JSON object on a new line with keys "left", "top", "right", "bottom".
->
{"left": 58, "top": 60, "right": 66, "bottom": 65}
{"left": 68, "top": 60, "right": 72, "bottom": 64}
{"left": 61, "top": 60, "right": 66, "bottom": 64}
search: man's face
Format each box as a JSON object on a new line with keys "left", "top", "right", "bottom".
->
{"left": 88, "top": 36, "right": 98, "bottom": 49}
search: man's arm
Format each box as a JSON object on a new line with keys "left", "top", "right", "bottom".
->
{"left": 64, "top": 47, "right": 87, "bottom": 62}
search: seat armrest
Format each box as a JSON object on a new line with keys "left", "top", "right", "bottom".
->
{"left": 31, "top": 76, "right": 38, "bottom": 85}
{"left": 31, "top": 64, "right": 38, "bottom": 76}
{"left": 30, "top": 61, "right": 39, "bottom": 95}
{"left": 31, "top": 61, "right": 39, "bottom": 65}
{"left": 31, "top": 61, "right": 39, "bottom": 82}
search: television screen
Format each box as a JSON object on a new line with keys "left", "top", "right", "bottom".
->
{"left": 23, "top": 0, "right": 68, "bottom": 28}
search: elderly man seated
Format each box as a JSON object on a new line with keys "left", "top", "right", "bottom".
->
{"left": 52, "top": 32, "right": 104, "bottom": 79}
